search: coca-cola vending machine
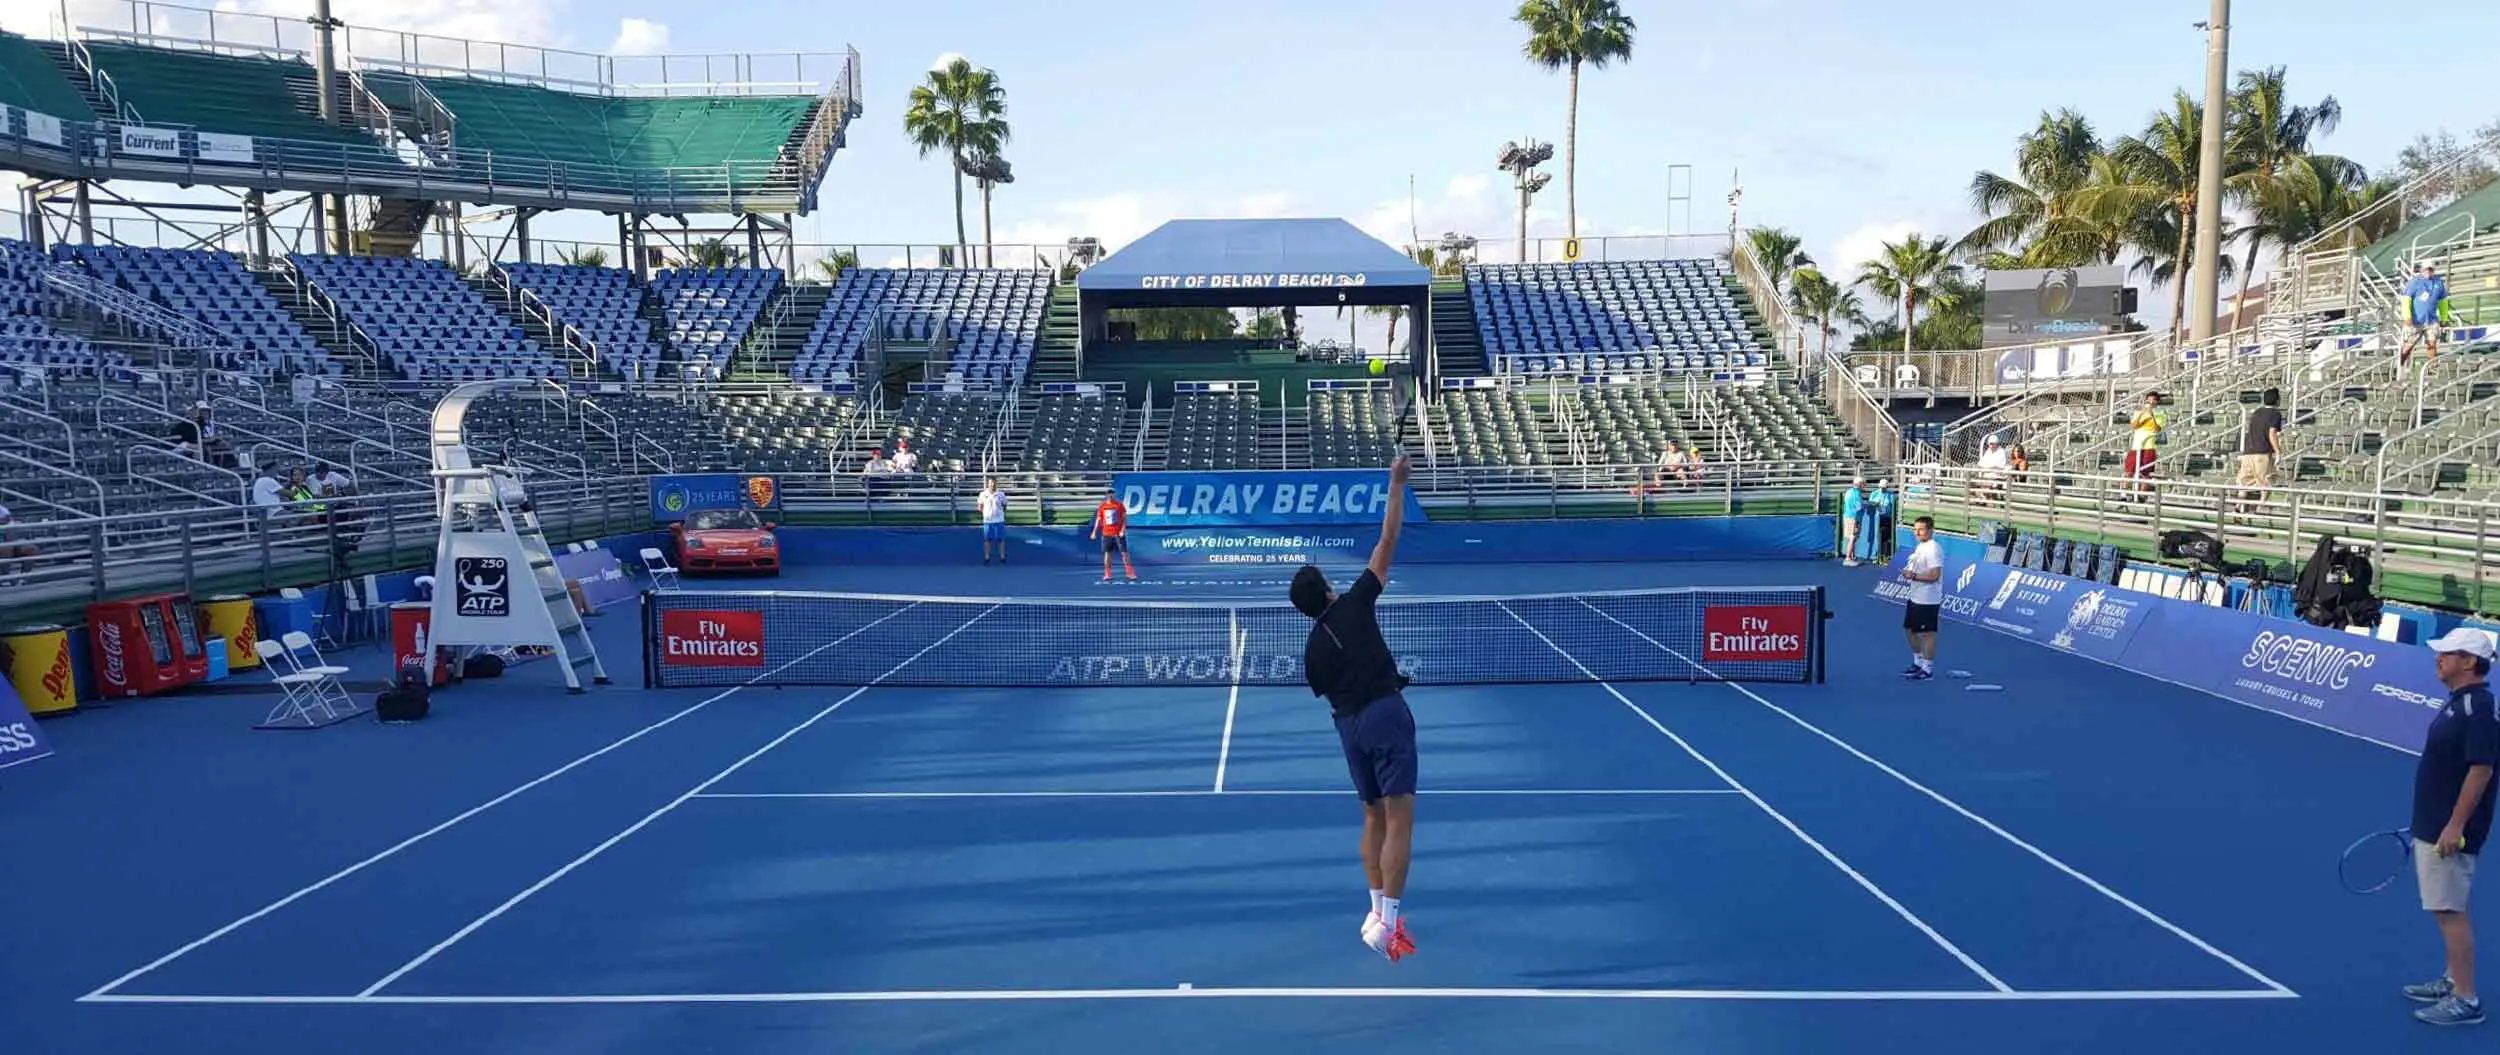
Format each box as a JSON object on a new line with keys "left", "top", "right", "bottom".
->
{"left": 87, "top": 593, "right": 209, "bottom": 699}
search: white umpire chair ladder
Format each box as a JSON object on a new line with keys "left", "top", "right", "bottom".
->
{"left": 422, "top": 379, "right": 610, "bottom": 693}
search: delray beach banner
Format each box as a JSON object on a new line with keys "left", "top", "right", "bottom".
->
{"left": 1109, "top": 470, "right": 1428, "bottom": 529}
{"left": 1872, "top": 550, "right": 2444, "bottom": 750}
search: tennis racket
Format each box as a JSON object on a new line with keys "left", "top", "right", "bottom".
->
{"left": 2339, "top": 827, "right": 2414, "bottom": 894}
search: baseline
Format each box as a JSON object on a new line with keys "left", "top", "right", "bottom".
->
{"left": 80, "top": 985, "right": 2296, "bottom": 1006}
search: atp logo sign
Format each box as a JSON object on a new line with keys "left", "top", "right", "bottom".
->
{"left": 455, "top": 556, "right": 511, "bottom": 617}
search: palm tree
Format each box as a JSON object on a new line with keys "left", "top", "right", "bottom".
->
{"left": 903, "top": 58, "right": 1009, "bottom": 266}
{"left": 1854, "top": 234, "right": 1957, "bottom": 353}
{"left": 1787, "top": 267, "right": 1859, "bottom": 362}
{"left": 1958, "top": 109, "right": 2113, "bottom": 267}
{"left": 1743, "top": 226, "right": 1811, "bottom": 297}
{"left": 2226, "top": 68, "right": 2353, "bottom": 307}
{"left": 960, "top": 152, "right": 1014, "bottom": 268}
{"left": 1914, "top": 272, "right": 1985, "bottom": 351}
{"left": 814, "top": 250, "right": 859, "bottom": 283}
{"left": 2244, "top": 156, "right": 2402, "bottom": 258}
{"left": 2089, "top": 89, "right": 2247, "bottom": 339}
{"left": 1365, "top": 303, "right": 1408, "bottom": 359}
{"left": 1514, "top": 0, "right": 1635, "bottom": 241}
{"left": 559, "top": 247, "right": 609, "bottom": 268}
{"left": 686, "top": 238, "right": 739, "bottom": 269}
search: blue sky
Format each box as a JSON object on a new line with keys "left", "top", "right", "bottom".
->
{"left": 10, "top": 0, "right": 2500, "bottom": 339}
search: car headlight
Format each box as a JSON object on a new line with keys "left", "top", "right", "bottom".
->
{"left": 685, "top": 537, "right": 704, "bottom": 549}
{"left": 756, "top": 537, "right": 776, "bottom": 550}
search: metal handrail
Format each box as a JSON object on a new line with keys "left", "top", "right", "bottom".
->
{"left": 0, "top": 447, "right": 107, "bottom": 517}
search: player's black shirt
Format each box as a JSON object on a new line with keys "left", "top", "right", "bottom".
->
{"left": 1304, "top": 569, "right": 1406, "bottom": 717}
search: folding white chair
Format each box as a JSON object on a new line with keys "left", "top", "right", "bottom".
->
{"left": 279, "top": 631, "right": 351, "bottom": 678}
{"left": 641, "top": 547, "right": 681, "bottom": 590}
{"left": 279, "top": 586, "right": 338, "bottom": 649}
{"left": 253, "top": 638, "right": 362, "bottom": 729}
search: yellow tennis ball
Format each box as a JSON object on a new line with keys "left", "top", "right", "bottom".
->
{"left": 1369, "top": 359, "right": 1386, "bottom": 376}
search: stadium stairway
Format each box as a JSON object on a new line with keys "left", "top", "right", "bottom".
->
{"left": 1032, "top": 284, "right": 1081, "bottom": 383}
{"left": 32, "top": 40, "right": 117, "bottom": 123}
{"left": 469, "top": 272, "right": 611, "bottom": 381}
{"left": 252, "top": 266, "right": 376, "bottom": 376}
{"left": 735, "top": 282, "right": 828, "bottom": 381}
{"left": 1430, "top": 275, "right": 1487, "bottom": 376}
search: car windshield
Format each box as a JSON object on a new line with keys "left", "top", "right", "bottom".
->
{"left": 686, "top": 508, "right": 761, "bottom": 531}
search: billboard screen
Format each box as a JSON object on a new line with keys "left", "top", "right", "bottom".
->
{"left": 1982, "top": 266, "right": 2129, "bottom": 349}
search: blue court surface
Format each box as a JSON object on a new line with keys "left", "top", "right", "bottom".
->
{"left": 0, "top": 558, "right": 2467, "bottom": 1053}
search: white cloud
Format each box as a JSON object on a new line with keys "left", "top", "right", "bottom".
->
{"left": 606, "top": 17, "right": 668, "bottom": 56}
{"left": 930, "top": 51, "right": 970, "bottom": 72}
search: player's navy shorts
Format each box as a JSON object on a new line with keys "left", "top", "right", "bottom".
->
{"left": 983, "top": 521, "right": 1005, "bottom": 541}
{"left": 1334, "top": 692, "right": 1417, "bottom": 803}
{"left": 1903, "top": 602, "right": 1941, "bottom": 634}
{"left": 1101, "top": 533, "right": 1128, "bottom": 553}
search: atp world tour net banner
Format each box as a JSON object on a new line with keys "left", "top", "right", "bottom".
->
{"left": 1872, "top": 550, "right": 2445, "bottom": 749}
{"left": 1109, "top": 470, "right": 1428, "bottom": 528}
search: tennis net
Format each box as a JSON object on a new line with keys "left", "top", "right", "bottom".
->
{"left": 642, "top": 584, "right": 1826, "bottom": 690}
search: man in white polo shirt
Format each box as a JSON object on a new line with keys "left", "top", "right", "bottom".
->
{"left": 1899, "top": 516, "right": 1945, "bottom": 681}
{"left": 977, "top": 476, "right": 1008, "bottom": 564}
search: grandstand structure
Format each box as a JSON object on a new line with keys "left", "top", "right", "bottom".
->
{"left": 5, "top": 8, "right": 2494, "bottom": 625}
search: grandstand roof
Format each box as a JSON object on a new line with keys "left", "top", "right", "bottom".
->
{"left": 1077, "top": 218, "right": 1429, "bottom": 305}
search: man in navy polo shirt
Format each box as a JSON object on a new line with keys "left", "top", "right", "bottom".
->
{"left": 2406, "top": 627, "right": 2500, "bottom": 1026}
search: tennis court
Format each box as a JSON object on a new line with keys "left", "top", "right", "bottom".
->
{"left": 1, "top": 559, "right": 2453, "bottom": 1052}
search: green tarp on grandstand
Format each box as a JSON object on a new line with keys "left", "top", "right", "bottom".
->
{"left": 1078, "top": 218, "right": 1430, "bottom": 296}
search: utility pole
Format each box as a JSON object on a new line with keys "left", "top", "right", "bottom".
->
{"left": 2186, "top": 0, "right": 2230, "bottom": 345}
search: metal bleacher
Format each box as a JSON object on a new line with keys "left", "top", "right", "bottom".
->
{"left": 651, "top": 267, "right": 783, "bottom": 382}
{"left": 1018, "top": 390, "right": 1128, "bottom": 473}
{"left": 499, "top": 263, "right": 666, "bottom": 382}
{"left": 65, "top": 245, "right": 335, "bottom": 377}
{"left": 1168, "top": 387, "right": 1263, "bottom": 470}
{"left": 288, "top": 255, "right": 560, "bottom": 382}
{"left": 794, "top": 268, "right": 1050, "bottom": 387}
{"left": 1466, "top": 259, "right": 1769, "bottom": 376}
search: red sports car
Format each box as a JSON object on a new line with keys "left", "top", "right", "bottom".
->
{"left": 672, "top": 507, "right": 781, "bottom": 575}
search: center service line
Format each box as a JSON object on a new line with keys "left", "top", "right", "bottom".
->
{"left": 1214, "top": 605, "right": 1246, "bottom": 792}
{"left": 356, "top": 605, "right": 1001, "bottom": 998}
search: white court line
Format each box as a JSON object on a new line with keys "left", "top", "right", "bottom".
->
{"left": 1498, "top": 602, "right": 2013, "bottom": 994}
{"left": 1581, "top": 600, "right": 2297, "bottom": 997}
{"left": 351, "top": 605, "right": 1002, "bottom": 999}
{"left": 78, "top": 986, "right": 2295, "bottom": 1006}
{"left": 78, "top": 602, "right": 927, "bottom": 1002}
{"left": 1213, "top": 606, "right": 1245, "bottom": 792}
{"left": 692, "top": 788, "right": 1746, "bottom": 800}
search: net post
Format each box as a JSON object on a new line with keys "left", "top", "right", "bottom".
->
{"left": 640, "top": 588, "right": 655, "bottom": 690}
{"left": 1812, "top": 585, "right": 1828, "bottom": 685}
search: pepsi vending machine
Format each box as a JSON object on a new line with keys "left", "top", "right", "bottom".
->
{"left": 87, "top": 593, "right": 209, "bottom": 699}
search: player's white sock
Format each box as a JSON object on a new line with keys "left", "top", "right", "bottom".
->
{"left": 1379, "top": 897, "right": 1400, "bottom": 928}
{"left": 1369, "top": 889, "right": 1384, "bottom": 916}
{"left": 1917, "top": 656, "right": 1933, "bottom": 672}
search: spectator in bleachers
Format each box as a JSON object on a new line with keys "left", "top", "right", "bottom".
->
{"left": 862, "top": 449, "right": 893, "bottom": 496}
{"left": 2238, "top": 388, "right": 2284, "bottom": 501}
{"left": 2125, "top": 392, "right": 2166, "bottom": 494}
{"left": 2402, "top": 262, "right": 2452, "bottom": 367}
{"left": 310, "top": 461, "right": 355, "bottom": 498}
{"left": 1975, "top": 436, "right": 2013, "bottom": 503}
{"left": 250, "top": 464, "right": 287, "bottom": 526}
{"left": 891, "top": 440, "right": 919, "bottom": 474}
{"left": 174, "top": 402, "right": 234, "bottom": 467}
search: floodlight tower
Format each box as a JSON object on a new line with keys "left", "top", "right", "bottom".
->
{"left": 1498, "top": 139, "right": 1554, "bottom": 263}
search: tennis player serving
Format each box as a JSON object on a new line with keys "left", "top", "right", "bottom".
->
{"left": 1291, "top": 453, "right": 1418, "bottom": 963}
